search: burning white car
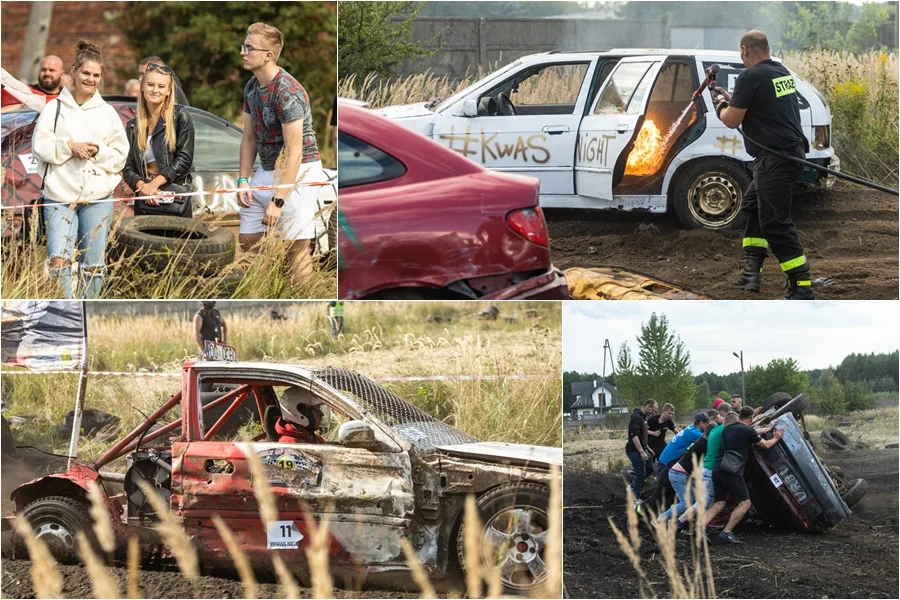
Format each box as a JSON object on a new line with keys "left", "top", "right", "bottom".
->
{"left": 377, "top": 50, "right": 838, "bottom": 229}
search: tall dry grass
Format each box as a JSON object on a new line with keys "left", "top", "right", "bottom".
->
{"left": 1, "top": 219, "right": 336, "bottom": 300}
{"left": 3, "top": 300, "right": 561, "bottom": 459}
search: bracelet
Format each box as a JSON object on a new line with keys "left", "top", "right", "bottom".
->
{"left": 237, "top": 177, "right": 249, "bottom": 185}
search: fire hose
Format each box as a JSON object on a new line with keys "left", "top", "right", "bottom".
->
{"left": 697, "top": 64, "right": 898, "bottom": 196}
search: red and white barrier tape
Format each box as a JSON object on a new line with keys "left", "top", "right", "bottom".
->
{"left": 0, "top": 181, "right": 333, "bottom": 211}
{"left": 0, "top": 370, "right": 554, "bottom": 381}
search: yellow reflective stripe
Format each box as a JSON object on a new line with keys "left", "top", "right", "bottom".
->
{"left": 743, "top": 237, "right": 768, "bottom": 248}
{"left": 797, "top": 280, "right": 812, "bottom": 287}
{"left": 780, "top": 255, "right": 807, "bottom": 271}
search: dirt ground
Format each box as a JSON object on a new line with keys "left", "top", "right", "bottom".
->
{"left": 547, "top": 188, "right": 899, "bottom": 300}
{"left": 563, "top": 448, "right": 899, "bottom": 599}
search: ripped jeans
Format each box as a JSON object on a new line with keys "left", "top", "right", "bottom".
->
{"left": 43, "top": 197, "right": 114, "bottom": 299}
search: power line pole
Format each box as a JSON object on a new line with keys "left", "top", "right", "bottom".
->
{"left": 20, "top": 2, "right": 54, "bottom": 82}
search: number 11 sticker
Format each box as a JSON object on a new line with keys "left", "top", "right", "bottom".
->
{"left": 267, "top": 520, "right": 303, "bottom": 550}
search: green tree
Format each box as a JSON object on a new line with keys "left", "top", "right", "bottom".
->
{"left": 338, "top": 1, "right": 439, "bottom": 79}
{"left": 763, "top": 1, "right": 893, "bottom": 52}
{"left": 615, "top": 313, "right": 694, "bottom": 413}
{"left": 420, "top": 1, "right": 585, "bottom": 18}
{"left": 694, "top": 380, "right": 711, "bottom": 408}
{"left": 842, "top": 380, "right": 876, "bottom": 412}
{"left": 114, "top": 2, "right": 336, "bottom": 135}
{"left": 746, "top": 358, "right": 809, "bottom": 403}
{"left": 717, "top": 390, "right": 732, "bottom": 402}
{"left": 811, "top": 370, "right": 847, "bottom": 415}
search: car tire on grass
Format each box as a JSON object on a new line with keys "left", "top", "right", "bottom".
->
{"left": 672, "top": 159, "right": 750, "bottom": 230}
{"left": 21, "top": 496, "right": 98, "bottom": 564}
{"left": 841, "top": 478, "right": 867, "bottom": 508}
{"left": 457, "top": 482, "right": 551, "bottom": 594}
{"left": 821, "top": 428, "right": 852, "bottom": 451}
{"left": 112, "top": 216, "right": 235, "bottom": 277}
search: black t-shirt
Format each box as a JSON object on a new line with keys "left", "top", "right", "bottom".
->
{"left": 729, "top": 59, "right": 807, "bottom": 156}
{"left": 646, "top": 414, "right": 677, "bottom": 456}
{"left": 625, "top": 408, "right": 648, "bottom": 454}
{"left": 196, "top": 308, "right": 222, "bottom": 343}
{"left": 676, "top": 437, "right": 708, "bottom": 474}
{"left": 713, "top": 423, "right": 761, "bottom": 475}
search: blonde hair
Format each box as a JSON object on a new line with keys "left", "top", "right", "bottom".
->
{"left": 73, "top": 40, "right": 103, "bottom": 74}
{"left": 136, "top": 68, "right": 177, "bottom": 153}
{"left": 247, "top": 22, "right": 284, "bottom": 60}
{"left": 662, "top": 403, "right": 675, "bottom": 413}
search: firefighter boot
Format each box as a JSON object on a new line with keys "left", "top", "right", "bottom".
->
{"left": 733, "top": 250, "right": 766, "bottom": 292}
{"left": 785, "top": 264, "right": 816, "bottom": 300}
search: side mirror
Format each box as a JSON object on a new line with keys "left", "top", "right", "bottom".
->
{"left": 461, "top": 98, "right": 478, "bottom": 118}
{"left": 338, "top": 420, "right": 378, "bottom": 449}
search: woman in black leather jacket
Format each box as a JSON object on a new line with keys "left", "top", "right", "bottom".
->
{"left": 123, "top": 63, "right": 195, "bottom": 217}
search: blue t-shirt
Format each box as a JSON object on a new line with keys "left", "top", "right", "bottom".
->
{"left": 659, "top": 424, "right": 703, "bottom": 466}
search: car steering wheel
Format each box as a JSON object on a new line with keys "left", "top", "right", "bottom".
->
{"left": 499, "top": 93, "right": 517, "bottom": 116}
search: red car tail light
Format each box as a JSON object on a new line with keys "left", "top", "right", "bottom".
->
{"left": 506, "top": 207, "right": 549, "bottom": 247}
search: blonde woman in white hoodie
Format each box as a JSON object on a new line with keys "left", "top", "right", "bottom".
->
{"left": 31, "top": 40, "right": 128, "bottom": 299}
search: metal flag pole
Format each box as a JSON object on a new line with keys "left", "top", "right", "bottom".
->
{"left": 67, "top": 301, "right": 89, "bottom": 470}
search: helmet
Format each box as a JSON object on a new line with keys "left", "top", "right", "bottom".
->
{"left": 201, "top": 301, "right": 216, "bottom": 309}
{"left": 281, "top": 387, "right": 325, "bottom": 429}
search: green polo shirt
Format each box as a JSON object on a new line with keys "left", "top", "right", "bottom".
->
{"left": 703, "top": 424, "right": 725, "bottom": 471}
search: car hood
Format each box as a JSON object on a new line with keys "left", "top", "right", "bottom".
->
{"left": 435, "top": 441, "right": 562, "bottom": 468}
{"left": 375, "top": 103, "right": 434, "bottom": 120}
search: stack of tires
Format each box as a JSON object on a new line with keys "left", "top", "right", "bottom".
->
{"left": 111, "top": 216, "right": 241, "bottom": 294}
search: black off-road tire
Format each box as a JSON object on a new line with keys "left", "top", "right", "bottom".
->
{"left": 672, "top": 159, "right": 751, "bottom": 230}
{"left": 1, "top": 415, "right": 16, "bottom": 458}
{"left": 763, "top": 392, "right": 793, "bottom": 412}
{"left": 20, "top": 496, "right": 98, "bottom": 564}
{"left": 841, "top": 478, "right": 867, "bottom": 508}
{"left": 769, "top": 394, "right": 810, "bottom": 421}
{"left": 112, "top": 216, "right": 235, "bottom": 277}
{"left": 821, "top": 428, "right": 851, "bottom": 451}
{"left": 457, "top": 482, "right": 551, "bottom": 595}
{"left": 327, "top": 205, "right": 337, "bottom": 252}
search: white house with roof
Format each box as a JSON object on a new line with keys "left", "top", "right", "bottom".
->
{"left": 569, "top": 379, "right": 627, "bottom": 418}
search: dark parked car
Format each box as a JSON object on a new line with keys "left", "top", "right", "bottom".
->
{"left": 337, "top": 101, "right": 568, "bottom": 300}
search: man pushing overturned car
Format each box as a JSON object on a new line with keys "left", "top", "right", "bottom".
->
{"left": 714, "top": 30, "right": 815, "bottom": 300}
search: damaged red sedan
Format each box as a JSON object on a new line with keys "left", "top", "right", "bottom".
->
{"left": 6, "top": 361, "right": 560, "bottom": 593}
{"left": 338, "top": 101, "right": 568, "bottom": 300}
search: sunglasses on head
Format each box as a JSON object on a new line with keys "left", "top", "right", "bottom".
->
{"left": 146, "top": 63, "right": 174, "bottom": 75}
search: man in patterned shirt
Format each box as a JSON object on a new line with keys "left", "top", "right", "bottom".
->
{"left": 237, "top": 22, "right": 328, "bottom": 285}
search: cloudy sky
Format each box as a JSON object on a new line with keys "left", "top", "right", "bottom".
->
{"left": 563, "top": 301, "right": 899, "bottom": 376}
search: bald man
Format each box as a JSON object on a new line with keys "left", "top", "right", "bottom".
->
{"left": 714, "top": 30, "right": 813, "bottom": 300}
{"left": 32, "top": 55, "right": 64, "bottom": 95}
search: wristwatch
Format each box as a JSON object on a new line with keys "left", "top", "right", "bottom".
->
{"left": 271, "top": 197, "right": 285, "bottom": 208}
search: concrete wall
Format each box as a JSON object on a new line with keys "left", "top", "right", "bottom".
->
{"left": 397, "top": 17, "right": 668, "bottom": 78}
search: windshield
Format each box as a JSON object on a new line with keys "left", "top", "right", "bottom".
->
{"left": 1, "top": 110, "right": 38, "bottom": 140}
{"left": 310, "top": 366, "right": 478, "bottom": 449}
{"left": 433, "top": 58, "right": 525, "bottom": 113}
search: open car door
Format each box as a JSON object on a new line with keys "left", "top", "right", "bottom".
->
{"left": 172, "top": 372, "right": 419, "bottom": 576}
{"left": 575, "top": 56, "right": 666, "bottom": 200}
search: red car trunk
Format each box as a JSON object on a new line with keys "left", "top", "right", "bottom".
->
{"left": 337, "top": 102, "right": 567, "bottom": 300}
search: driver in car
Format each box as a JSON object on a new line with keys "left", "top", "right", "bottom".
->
{"left": 275, "top": 387, "right": 325, "bottom": 444}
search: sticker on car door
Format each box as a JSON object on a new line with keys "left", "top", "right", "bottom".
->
{"left": 17, "top": 153, "right": 39, "bottom": 175}
{"left": 257, "top": 447, "right": 321, "bottom": 487}
{"left": 266, "top": 520, "right": 303, "bottom": 549}
{"left": 769, "top": 473, "right": 784, "bottom": 488}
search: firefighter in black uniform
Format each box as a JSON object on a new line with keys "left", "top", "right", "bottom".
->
{"left": 714, "top": 30, "right": 814, "bottom": 300}
{"left": 193, "top": 301, "right": 227, "bottom": 356}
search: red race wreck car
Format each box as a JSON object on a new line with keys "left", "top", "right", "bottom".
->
{"left": 6, "top": 361, "right": 561, "bottom": 594}
{"left": 337, "top": 101, "right": 569, "bottom": 300}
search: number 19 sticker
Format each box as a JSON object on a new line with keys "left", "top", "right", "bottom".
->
{"left": 267, "top": 520, "right": 303, "bottom": 550}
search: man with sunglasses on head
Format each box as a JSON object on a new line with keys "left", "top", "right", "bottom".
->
{"left": 137, "top": 56, "right": 189, "bottom": 105}
{"left": 236, "top": 22, "right": 327, "bottom": 287}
